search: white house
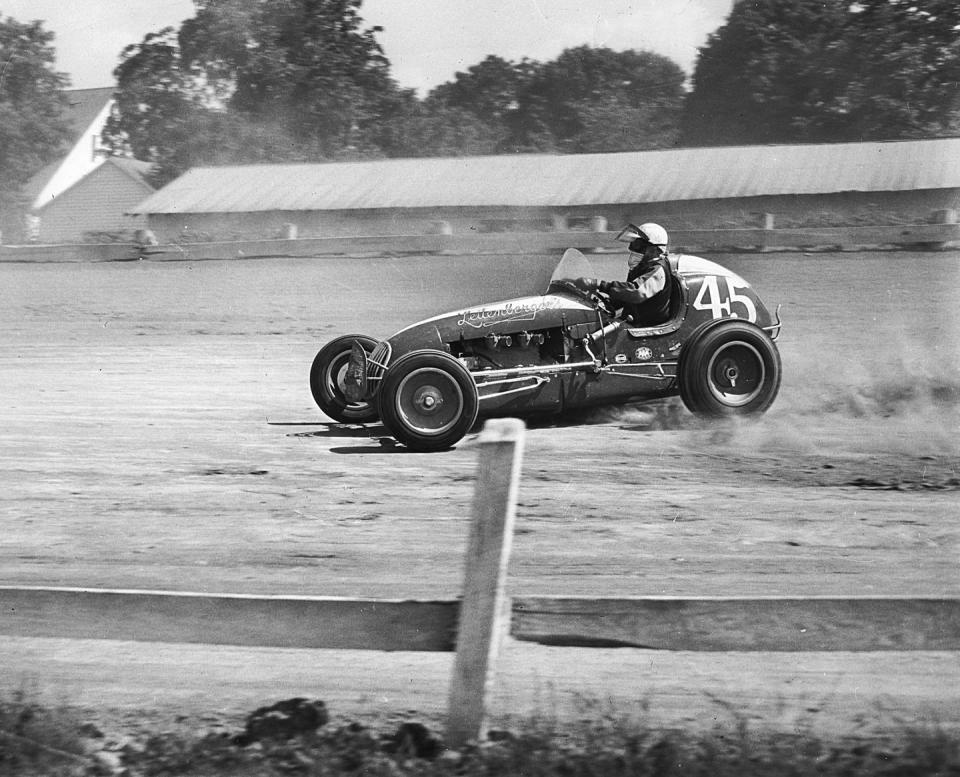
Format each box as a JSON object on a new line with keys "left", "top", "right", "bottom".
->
{"left": 20, "top": 87, "right": 154, "bottom": 243}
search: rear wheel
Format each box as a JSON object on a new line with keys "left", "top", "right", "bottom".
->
{"left": 310, "top": 334, "right": 379, "bottom": 423}
{"left": 679, "top": 321, "right": 781, "bottom": 416}
{"left": 377, "top": 350, "right": 479, "bottom": 451}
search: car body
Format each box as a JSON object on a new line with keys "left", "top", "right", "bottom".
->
{"left": 310, "top": 246, "right": 782, "bottom": 451}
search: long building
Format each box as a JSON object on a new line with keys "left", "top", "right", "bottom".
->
{"left": 132, "top": 138, "right": 960, "bottom": 242}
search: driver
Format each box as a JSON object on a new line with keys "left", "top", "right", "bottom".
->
{"left": 572, "top": 222, "right": 673, "bottom": 326}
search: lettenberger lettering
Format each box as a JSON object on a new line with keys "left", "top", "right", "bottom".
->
{"left": 457, "top": 298, "right": 559, "bottom": 328}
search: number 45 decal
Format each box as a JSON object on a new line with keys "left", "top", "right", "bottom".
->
{"left": 692, "top": 276, "right": 757, "bottom": 322}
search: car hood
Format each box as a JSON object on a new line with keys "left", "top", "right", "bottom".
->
{"left": 387, "top": 291, "right": 597, "bottom": 352}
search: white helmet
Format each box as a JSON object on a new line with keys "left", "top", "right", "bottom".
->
{"left": 615, "top": 222, "right": 669, "bottom": 249}
{"left": 637, "top": 222, "right": 668, "bottom": 247}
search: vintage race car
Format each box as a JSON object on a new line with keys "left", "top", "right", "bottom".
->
{"left": 310, "top": 236, "right": 782, "bottom": 452}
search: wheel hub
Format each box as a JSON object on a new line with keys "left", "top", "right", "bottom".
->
{"left": 706, "top": 341, "right": 765, "bottom": 407}
{"left": 413, "top": 386, "right": 444, "bottom": 414}
{"left": 718, "top": 359, "right": 739, "bottom": 387}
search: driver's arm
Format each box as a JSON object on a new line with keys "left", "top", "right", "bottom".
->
{"left": 600, "top": 265, "right": 667, "bottom": 304}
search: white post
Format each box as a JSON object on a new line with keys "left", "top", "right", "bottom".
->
{"left": 759, "top": 212, "right": 775, "bottom": 252}
{"left": 446, "top": 419, "right": 525, "bottom": 748}
{"left": 590, "top": 215, "right": 608, "bottom": 232}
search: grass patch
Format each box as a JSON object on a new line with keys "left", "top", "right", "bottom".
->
{"left": 2, "top": 692, "right": 959, "bottom": 776}
{"left": 0, "top": 689, "right": 91, "bottom": 776}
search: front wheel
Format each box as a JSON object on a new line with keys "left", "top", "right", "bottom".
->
{"left": 377, "top": 350, "right": 479, "bottom": 451}
{"left": 310, "top": 334, "right": 379, "bottom": 423}
{"left": 679, "top": 320, "right": 781, "bottom": 417}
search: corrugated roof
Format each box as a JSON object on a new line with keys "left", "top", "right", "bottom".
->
{"left": 132, "top": 137, "right": 960, "bottom": 215}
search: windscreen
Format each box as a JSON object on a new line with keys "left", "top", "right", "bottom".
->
{"left": 546, "top": 248, "right": 596, "bottom": 292}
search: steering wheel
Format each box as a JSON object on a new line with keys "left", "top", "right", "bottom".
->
{"left": 589, "top": 290, "right": 617, "bottom": 318}
{"left": 552, "top": 279, "right": 589, "bottom": 297}
{"left": 554, "top": 280, "right": 617, "bottom": 317}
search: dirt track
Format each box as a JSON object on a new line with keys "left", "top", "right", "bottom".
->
{"left": 1, "top": 252, "right": 958, "bottom": 740}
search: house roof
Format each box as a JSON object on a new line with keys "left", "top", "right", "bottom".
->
{"left": 22, "top": 87, "right": 117, "bottom": 203}
{"left": 107, "top": 156, "right": 154, "bottom": 188}
{"left": 132, "top": 137, "right": 960, "bottom": 215}
{"left": 34, "top": 156, "right": 155, "bottom": 214}
{"left": 62, "top": 87, "right": 117, "bottom": 136}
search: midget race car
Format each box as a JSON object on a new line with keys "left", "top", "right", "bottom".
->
{"left": 310, "top": 238, "right": 782, "bottom": 452}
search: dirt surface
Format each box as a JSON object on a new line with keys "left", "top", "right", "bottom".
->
{"left": 1, "top": 251, "right": 958, "bottom": 742}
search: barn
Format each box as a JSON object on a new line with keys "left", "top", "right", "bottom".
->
{"left": 131, "top": 138, "right": 960, "bottom": 243}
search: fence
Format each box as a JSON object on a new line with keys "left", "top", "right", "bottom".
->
{"left": 2, "top": 218, "right": 959, "bottom": 263}
{"left": 2, "top": 419, "right": 960, "bottom": 747}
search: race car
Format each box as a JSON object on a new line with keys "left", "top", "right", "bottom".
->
{"left": 310, "top": 236, "right": 782, "bottom": 452}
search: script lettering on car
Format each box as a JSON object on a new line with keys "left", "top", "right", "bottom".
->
{"left": 456, "top": 299, "right": 559, "bottom": 328}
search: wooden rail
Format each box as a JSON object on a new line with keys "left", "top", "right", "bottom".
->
{"left": 3, "top": 588, "right": 959, "bottom": 653}
{"left": 511, "top": 596, "right": 960, "bottom": 651}
{"left": 0, "top": 587, "right": 458, "bottom": 651}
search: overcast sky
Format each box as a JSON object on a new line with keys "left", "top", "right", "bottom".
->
{"left": 2, "top": 0, "right": 734, "bottom": 93}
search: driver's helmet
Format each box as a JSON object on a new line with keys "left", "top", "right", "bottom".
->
{"left": 615, "top": 222, "right": 669, "bottom": 254}
{"left": 637, "top": 223, "right": 668, "bottom": 248}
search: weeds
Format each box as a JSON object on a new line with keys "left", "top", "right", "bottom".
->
{"left": 2, "top": 691, "right": 959, "bottom": 777}
{"left": 0, "top": 689, "right": 91, "bottom": 776}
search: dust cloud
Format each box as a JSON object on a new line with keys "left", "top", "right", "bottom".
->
{"left": 603, "top": 330, "right": 960, "bottom": 461}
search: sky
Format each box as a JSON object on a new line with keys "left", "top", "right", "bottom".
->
{"left": 1, "top": 0, "right": 735, "bottom": 94}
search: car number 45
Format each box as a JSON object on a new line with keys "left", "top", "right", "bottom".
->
{"left": 692, "top": 275, "right": 757, "bottom": 322}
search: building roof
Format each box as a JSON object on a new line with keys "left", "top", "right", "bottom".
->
{"left": 106, "top": 156, "right": 154, "bottom": 188}
{"left": 23, "top": 87, "right": 117, "bottom": 204}
{"left": 132, "top": 137, "right": 960, "bottom": 215}
{"left": 62, "top": 87, "right": 117, "bottom": 136}
{"left": 34, "top": 156, "right": 154, "bottom": 214}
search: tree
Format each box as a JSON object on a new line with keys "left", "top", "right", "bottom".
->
{"left": 102, "top": 28, "right": 203, "bottom": 187}
{"left": 519, "top": 46, "right": 685, "bottom": 153}
{"left": 429, "top": 55, "right": 532, "bottom": 123}
{"left": 0, "top": 16, "right": 71, "bottom": 238}
{"left": 682, "top": 0, "right": 960, "bottom": 146}
{"left": 178, "top": 0, "right": 395, "bottom": 152}
{"left": 108, "top": 6, "right": 687, "bottom": 177}
{"left": 362, "top": 89, "right": 505, "bottom": 158}
{"left": 105, "top": 0, "right": 404, "bottom": 183}
{"left": 428, "top": 47, "right": 686, "bottom": 153}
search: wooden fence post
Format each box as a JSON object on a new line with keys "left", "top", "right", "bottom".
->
{"left": 759, "top": 212, "right": 775, "bottom": 252}
{"left": 446, "top": 418, "right": 526, "bottom": 748}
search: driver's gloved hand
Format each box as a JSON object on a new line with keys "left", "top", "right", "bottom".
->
{"left": 572, "top": 277, "right": 600, "bottom": 291}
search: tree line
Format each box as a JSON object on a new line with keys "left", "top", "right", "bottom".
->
{"left": 2, "top": 0, "right": 959, "bottom": 225}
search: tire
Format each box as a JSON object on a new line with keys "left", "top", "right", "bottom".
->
{"left": 679, "top": 320, "right": 781, "bottom": 417}
{"left": 377, "top": 349, "right": 479, "bottom": 452}
{"left": 310, "top": 334, "right": 379, "bottom": 423}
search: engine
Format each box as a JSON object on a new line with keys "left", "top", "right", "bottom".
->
{"left": 452, "top": 328, "right": 564, "bottom": 371}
